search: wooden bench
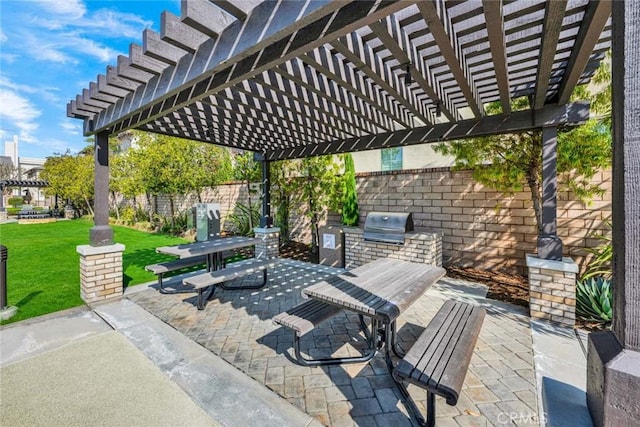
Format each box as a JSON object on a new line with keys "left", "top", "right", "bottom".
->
{"left": 392, "top": 300, "right": 486, "bottom": 427}
{"left": 145, "top": 255, "right": 208, "bottom": 294}
{"left": 273, "top": 299, "right": 377, "bottom": 366}
{"left": 183, "top": 258, "right": 279, "bottom": 309}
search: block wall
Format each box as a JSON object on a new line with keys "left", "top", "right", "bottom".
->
{"left": 353, "top": 168, "right": 611, "bottom": 275}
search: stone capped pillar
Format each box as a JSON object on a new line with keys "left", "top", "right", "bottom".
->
{"left": 254, "top": 227, "right": 279, "bottom": 260}
{"left": 77, "top": 243, "right": 125, "bottom": 304}
{"left": 526, "top": 254, "right": 578, "bottom": 326}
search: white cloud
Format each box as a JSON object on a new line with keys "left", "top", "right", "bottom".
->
{"left": 60, "top": 120, "right": 81, "bottom": 135}
{"left": 0, "top": 30, "right": 7, "bottom": 43}
{"left": 0, "top": 76, "right": 61, "bottom": 104}
{"left": 35, "top": 0, "right": 87, "bottom": 20}
{"left": 0, "top": 88, "right": 41, "bottom": 142}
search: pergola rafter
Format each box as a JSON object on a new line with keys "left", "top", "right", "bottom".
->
{"left": 68, "top": 0, "right": 612, "bottom": 253}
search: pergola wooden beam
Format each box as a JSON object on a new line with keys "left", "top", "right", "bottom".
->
{"left": 482, "top": 0, "right": 511, "bottom": 114}
{"left": 160, "top": 11, "right": 208, "bottom": 53}
{"left": 331, "top": 32, "right": 432, "bottom": 125}
{"left": 533, "top": 1, "right": 567, "bottom": 109}
{"left": 273, "top": 60, "right": 394, "bottom": 132}
{"left": 417, "top": 0, "right": 484, "bottom": 118}
{"left": 90, "top": 1, "right": 409, "bottom": 133}
{"left": 369, "top": 16, "right": 457, "bottom": 122}
{"left": 302, "top": 46, "right": 413, "bottom": 129}
{"left": 265, "top": 102, "right": 589, "bottom": 161}
{"left": 556, "top": 0, "right": 612, "bottom": 104}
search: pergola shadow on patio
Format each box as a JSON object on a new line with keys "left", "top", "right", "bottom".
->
{"left": 128, "top": 259, "right": 536, "bottom": 426}
{"left": 67, "top": 0, "right": 640, "bottom": 424}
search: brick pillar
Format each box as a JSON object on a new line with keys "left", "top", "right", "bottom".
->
{"left": 526, "top": 254, "right": 578, "bottom": 326}
{"left": 77, "top": 243, "right": 125, "bottom": 304}
{"left": 254, "top": 227, "right": 279, "bottom": 260}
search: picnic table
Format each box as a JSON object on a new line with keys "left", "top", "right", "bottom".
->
{"left": 302, "top": 257, "right": 446, "bottom": 364}
{"left": 156, "top": 236, "right": 260, "bottom": 271}
{"left": 153, "top": 236, "right": 277, "bottom": 309}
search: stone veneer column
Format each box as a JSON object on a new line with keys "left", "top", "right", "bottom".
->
{"left": 526, "top": 254, "right": 578, "bottom": 326}
{"left": 254, "top": 227, "right": 280, "bottom": 259}
{"left": 77, "top": 243, "right": 125, "bottom": 304}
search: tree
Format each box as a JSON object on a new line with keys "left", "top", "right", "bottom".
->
{"left": 435, "top": 58, "right": 611, "bottom": 236}
{"left": 341, "top": 153, "right": 359, "bottom": 226}
{"left": 41, "top": 149, "right": 94, "bottom": 216}
{"left": 0, "top": 160, "right": 20, "bottom": 201}
{"left": 270, "top": 159, "right": 297, "bottom": 243}
{"left": 122, "top": 131, "right": 233, "bottom": 228}
{"left": 232, "top": 151, "right": 261, "bottom": 231}
{"left": 295, "top": 155, "right": 342, "bottom": 253}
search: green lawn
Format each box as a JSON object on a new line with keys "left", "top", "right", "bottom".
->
{"left": 0, "top": 219, "right": 190, "bottom": 324}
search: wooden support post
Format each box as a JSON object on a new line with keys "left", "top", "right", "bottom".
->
{"left": 90, "top": 130, "right": 113, "bottom": 246}
{"left": 537, "top": 125, "right": 563, "bottom": 260}
{"left": 587, "top": 1, "right": 640, "bottom": 424}
{"left": 255, "top": 153, "right": 272, "bottom": 228}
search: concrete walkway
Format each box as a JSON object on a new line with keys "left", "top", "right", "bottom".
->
{"left": 0, "top": 302, "right": 320, "bottom": 427}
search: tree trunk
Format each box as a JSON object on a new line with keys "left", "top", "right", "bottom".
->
{"left": 84, "top": 196, "right": 94, "bottom": 217}
{"left": 110, "top": 191, "right": 120, "bottom": 221}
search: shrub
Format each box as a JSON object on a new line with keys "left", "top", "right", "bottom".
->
{"left": 341, "top": 153, "right": 359, "bottom": 226}
{"left": 576, "top": 277, "right": 612, "bottom": 323}
{"left": 583, "top": 227, "right": 612, "bottom": 280}
{"left": 228, "top": 203, "right": 260, "bottom": 236}
{"left": 8, "top": 197, "right": 23, "bottom": 208}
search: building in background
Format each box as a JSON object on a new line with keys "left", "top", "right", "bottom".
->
{"left": 1, "top": 135, "right": 50, "bottom": 208}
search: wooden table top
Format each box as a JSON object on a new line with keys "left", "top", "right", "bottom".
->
{"left": 303, "top": 258, "right": 446, "bottom": 323}
{"left": 156, "top": 236, "right": 260, "bottom": 259}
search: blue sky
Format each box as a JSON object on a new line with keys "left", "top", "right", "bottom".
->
{"left": 0, "top": 0, "right": 180, "bottom": 159}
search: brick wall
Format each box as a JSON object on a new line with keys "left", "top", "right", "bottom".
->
{"left": 126, "top": 166, "right": 611, "bottom": 275}
{"left": 353, "top": 168, "right": 611, "bottom": 275}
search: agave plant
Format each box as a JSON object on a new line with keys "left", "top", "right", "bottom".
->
{"left": 576, "top": 277, "right": 612, "bottom": 322}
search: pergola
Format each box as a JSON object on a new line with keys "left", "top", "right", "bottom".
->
{"left": 67, "top": 1, "right": 639, "bottom": 424}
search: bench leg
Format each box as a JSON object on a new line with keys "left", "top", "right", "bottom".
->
{"left": 157, "top": 273, "right": 196, "bottom": 295}
{"left": 196, "top": 286, "right": 216, "bottom": 310}
{"left": 384, "top": 322, "right": 428, "bottom": 426}
{"left": 220, "top": 269, "right": 268, "bottom": 290}
{"left": 293, "top": 317, "right": 379, "bottom": 366}
{"left": 426, "top": 391, "right": 436, "bottom": 427}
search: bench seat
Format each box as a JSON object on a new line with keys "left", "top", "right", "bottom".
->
{"left": 392, "top": 299, "right": 485, "bottom": 427}
{"left": 145, "top": 255, "right": 208, "bottom": 294}
{"left": 273, "top": 299, "right": 377, "bottom": 366}
{"left": 273, "top": 300, "right": 343, "bottom": 337}
{"left": 183, "top": 258, "right": 279, "bottom": 309}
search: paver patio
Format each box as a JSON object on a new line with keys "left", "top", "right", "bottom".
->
{"left": 128, "top": 259, "right": 538, "bottom": 426}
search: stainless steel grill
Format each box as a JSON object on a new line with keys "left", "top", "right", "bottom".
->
{"left": 363, "top": 212, "right": 414, "bottom": 245}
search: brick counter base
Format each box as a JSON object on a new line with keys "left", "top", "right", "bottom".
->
{"left": 344, "top": 228, "right": 442, "bottom": 268}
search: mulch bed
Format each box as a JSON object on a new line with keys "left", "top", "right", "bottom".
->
{"left": 445, "top": 266, "right": 530, "bottom": 308}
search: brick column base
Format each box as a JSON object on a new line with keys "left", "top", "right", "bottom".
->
{"left": 254, "top": 227, "right": 280, "bottom": 259}
{"left": 0, "top": 210, "right": 7, "bottom": 221}
{"left": 526, "top": 254, "right": 578, "bottom": 326}
{"left": 77, "top": 243, "right": 125, "bottom": 304}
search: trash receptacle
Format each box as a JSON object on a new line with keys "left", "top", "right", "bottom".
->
{"left": 1, "top": 245, "right": 7, "bottom": 309}
{"left": 319, "top": 226, "right": 345, "bottom": 268}
{"left": 0, "top": 245, "right": 16, "bottom": 320}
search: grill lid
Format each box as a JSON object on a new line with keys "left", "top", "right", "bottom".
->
{"left": 363, "top": 212, "right": 414, "bottom": 244}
